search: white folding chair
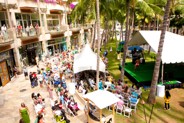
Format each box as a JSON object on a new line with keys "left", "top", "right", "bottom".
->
{"left": 123, "top": 105, "right": 132, "bottom": 118}
{"left": 116, "top": 104, "right": 123, "bottom": 115}
{"left": 130, "top": 99, "right": 139, "bottom": 113}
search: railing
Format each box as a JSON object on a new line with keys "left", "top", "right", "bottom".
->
{"left": 0, "top": 29, "right": 14, "bottom": 44}
{"left": 47, "top": 25, "right": 68, "bottom": 33}
{"left": 16, "top": 27, "right": 41, "bottom": 38}
{"left": 69, "top": 23, "right": 92, "bottom": 31}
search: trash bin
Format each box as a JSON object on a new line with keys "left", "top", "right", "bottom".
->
{"left": 157, "top": 85, "right": 165, "bottom": 97}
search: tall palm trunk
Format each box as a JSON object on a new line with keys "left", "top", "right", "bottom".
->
{"left": 92, "top": 22, "right": 97, "bottom": 50}
{"left": 148, "top": 0, "right": 172, "bottom": 104}
{"left": 91, "top": 23, "right": 95, "bottom": 46}
{"left": 129, "top": 10, "right": 135, "bottom": 39}
{"left": 121, "top": 0, "right": 130, "bottom": 82}
{"left": 104, "top": 20, "right": 108, "bottom": 49}
{"left": 120, "top": 23, "right": 123, "bottom": 41}
{"left": 96, "top": 0, "right": 100, "bottom": 89}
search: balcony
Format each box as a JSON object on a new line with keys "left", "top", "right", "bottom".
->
{"left": 47, "top": 25, "right": 68, "bottom": 35}
{"left": 0, "top": 29, "right": 14, "bottom": 46}
{"left": 69, "top": 23, "right": 92, "bottom": 32}
{"left": 16, "top": 27, "right": 41, "bottom": 39}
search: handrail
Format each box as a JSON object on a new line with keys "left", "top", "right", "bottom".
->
{"left": 0, "top": 28, "right": 14, "bottom": 43}
{"left": 16, "top": 27, "right": 41, "bottom": 37}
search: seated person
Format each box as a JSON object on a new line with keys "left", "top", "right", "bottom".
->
{"left": 83, "top": 87, "right": 88, "bottom": 95}
{"left": 116, "top": 83, "right": 122, "bottom": 93}
{"left": 116, "top": 97, "right": 124, "bottom": 107}
{"left": 110, "top": 81, "right": 116, "bottom": 91}
{"left": 34, "top": 102, "right": 45, "bottom": 115}
{"left": 67, "top": 102, "right": 78, "bottom": 116}
{"left": 89, "top": 78, "right": 95, "bottom": 90}
{"left": 53, "top": 107, "right": 67, "bottom": 123}
{"left": 70, "top": 100, "right": 80, "bottom": 111}
{"left": 98, "top": 80, "right": 104, "bottom": 90}
{"left": 78, "top": 85, "right": 83, "bottom": 93}
{"left": 37, "top": 93, "right": 43, "bottom": 104}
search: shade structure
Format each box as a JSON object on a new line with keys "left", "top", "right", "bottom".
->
{"left": 73, "top": 44, "right": 106, "bottom": 73}
{"left": 129, "top": 31, "right": 184, "bottom": 64}
{"left": 128, "top": 46, "right": 143, "bottom": 51}
{"left": 83, "top": 90, "right": 120, "bottom": 109}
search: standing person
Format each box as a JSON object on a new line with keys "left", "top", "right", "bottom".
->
{"left": 164, "top": 90, "right": 171, "bottom": 110}
{"left": 37, "top": 72, "right": 43, "bottom": 88}
{"left": 29, "top": 72, "right": 34, "bottom": 87}
{"left": 1, "top": 24, "right": 7, "bottom": 35}
{"left": 26, "top": 25, "right": 30, "bottom": 36}
{"left": 18, "top": 24, "right": 22, "bottom": 36}
{"left": 47, "top": 82, "right": 53, "bottom": 99}
{"left": 19, "top": 103, "right": 30, "bottom": 123}
{"left": 35, "top": 23, "right": 39, "bottom": 35}
{"left": 23, "top": 66, "right": 28, "bottom": 79}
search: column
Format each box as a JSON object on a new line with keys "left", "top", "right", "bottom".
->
{"left": 37, "top": 0, "right": 48, "bottom": 55}
{"left": 42, "top": 13, "right": 48, "bottom": 55}
{"left": 80, "top": 28, "right": 84, "bottom": 46}
{"left": 10, "top": 11, "right": 22, "bottom": 72}
{"left": 64, "top": 28, "right": 72, "bottom": 50}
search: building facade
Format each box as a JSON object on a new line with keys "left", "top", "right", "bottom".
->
{"left": 0, "top": 0, "right": 92, "bottom": 86}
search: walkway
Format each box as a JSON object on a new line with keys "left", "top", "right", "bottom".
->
{"left": 0, "top": 63, "right": 87, "bottom": 123}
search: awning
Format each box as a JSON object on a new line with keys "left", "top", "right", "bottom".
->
{"left": 129, "top": 31, "right": 184, "bottom": 64}
{"left": 20, "top": 7, "right": 37, "bottom": 13}
{"left": 83, "top": 90, "right": 120, "bottom": 109}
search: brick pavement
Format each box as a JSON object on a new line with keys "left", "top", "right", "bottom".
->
{"left": 0, "top": 63, "right": 87, "bottom": 123}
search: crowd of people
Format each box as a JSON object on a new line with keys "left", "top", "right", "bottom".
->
{"left": 19, "top": 49, "right": 81, "bottom": 123}
{"left": 18, "top": 45, "right": 172, "bottom": 123}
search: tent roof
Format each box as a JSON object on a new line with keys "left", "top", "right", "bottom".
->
{"left": 73, "top": 44, "right": 106, "bottom": 73}
{"left": 129, "top": 31, "right": 184, "bottom": 64}
{"left": 83, "top": 90, "right": 120, "bottom": 109}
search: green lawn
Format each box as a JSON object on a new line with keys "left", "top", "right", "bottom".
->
{"left": 100, "top": 39, "right": 184, "bottom": 123}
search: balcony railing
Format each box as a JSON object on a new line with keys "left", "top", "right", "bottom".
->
{"left": 16, "top": 27, "right": 41, "bottom": 38}
{"left": 69, "top": 23, "right": 92, "bottom": 30}
{"left": 47, "top": 25, "right": 68, "bottom": 33}
{"left": 0, "top": 29, "right": 14, "bottom": 44}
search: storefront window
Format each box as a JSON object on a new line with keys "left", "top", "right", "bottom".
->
{"left": 46, "top": 14, "right": 59, "bottom": 31}
{"left": 19, "top": 42, "right": 42, "bottom": 66}
{"left": 47, "top": 37, "right": 66, "bottom": 54}
{"left": 0, "top": 49, "right": 15, "bottom": 78}
{"left": 0, "top": 12, "right": 9, "bottom": 27}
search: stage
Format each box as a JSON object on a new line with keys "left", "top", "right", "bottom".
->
{"left": 124, "top": 62, "right": 184, "bottom": 86}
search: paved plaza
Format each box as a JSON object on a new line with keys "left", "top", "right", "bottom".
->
{"left": 0, "top": 63, "right": 87, "bottom": 123}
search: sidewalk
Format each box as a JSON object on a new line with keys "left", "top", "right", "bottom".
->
{"left": 0, "top": 63, "right": 87, "bottom": 123}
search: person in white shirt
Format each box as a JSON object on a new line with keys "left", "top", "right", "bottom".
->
{"left": 1, "top": 24, "right": 7, "bottom": 36}
{"left": 89, "top": 78, "right": 95, "bottom": 90}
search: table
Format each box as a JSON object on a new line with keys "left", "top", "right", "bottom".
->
{"left": 158, "top": 80, "right": 182, "bottom": 89}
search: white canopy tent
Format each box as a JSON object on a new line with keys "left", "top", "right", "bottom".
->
{"left": 129, "top": 31, "right": 184, "bottom": 64}
{"left": 83, "top": 90, "right": 120, "bottom": 109}
{"left": 83, "top": 90, "right": 120, "bottom": 123}
{"left": 73, "top": 44, "right": 106, "bottom": 73}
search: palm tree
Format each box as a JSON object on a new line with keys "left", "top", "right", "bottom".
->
{"left": 121, "top": 0, "right": 130, "bottom": 82}
{"left": 96, "top": 0, "right": 101, "bottom": 89}
{"left": 148, "top": 0, "right": 172, "bottom": 104}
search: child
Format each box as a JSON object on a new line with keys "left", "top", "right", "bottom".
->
{"left": 164, "top": 90, "right": 171, "bottom": 110}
